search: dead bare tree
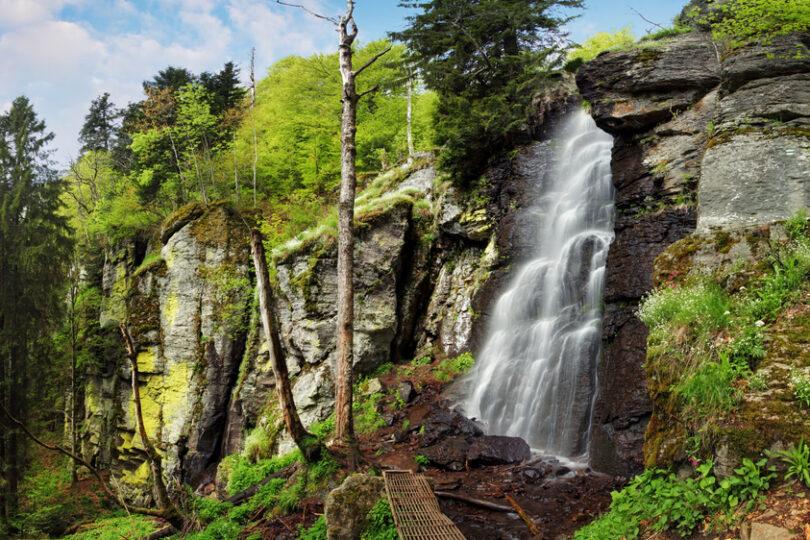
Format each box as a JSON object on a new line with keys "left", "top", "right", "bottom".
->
{"left": 249, "top": 229, "right": 321, "bottom": 462}
{"left": 275, "top": 0, "right": 390, "bottom": 465}
{"left": 250, "top": 47, "right": 259, "bottom": 208}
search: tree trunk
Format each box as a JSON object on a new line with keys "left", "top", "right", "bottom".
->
{"left": 233, "top": 131, "right": 240, "bottom": 205}
{"left": 191, "top": 148, "right": 206, "bottom": 204}
{"left": 249, "top": 230, "right": 320, "bottom": 462}
{"left": 406, "top": 72, "right": 414, "bottom": 163}
{"left": 119, "top": 324, "right": 173, "bottom": 511}
{"left": 334, "top": 0, "right": 359, "bottom": 450}
{"left": 250, "top": 47, "right": 258, "bottom": 208}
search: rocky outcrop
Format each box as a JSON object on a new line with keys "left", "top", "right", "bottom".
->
{"left": 578, "top": 28, "right": 810, "bottom": 474}
{"left": 84, "top": 203, "right": 253, "bottom": 504}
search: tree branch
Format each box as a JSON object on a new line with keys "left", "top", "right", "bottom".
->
{"left": 353, "top": 46, "right": 392, "bottom": 77}
{"left": 446, "top": 17, "right": 493, "bottom": 71}
{"left": 275, "top": 0, "right": 338, "bottom": 25}
{"left": 0, "top": 401, "right": 172, "bottom": 519}
{"left": 357, "top": 85, "right": 381, "bottom": 101}
{"left": 629, "top": 6, "right": 665, "bottom": 31}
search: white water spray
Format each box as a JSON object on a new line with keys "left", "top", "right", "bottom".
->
{"left": 466, "top": 110, "right": 614, "bottom": 460}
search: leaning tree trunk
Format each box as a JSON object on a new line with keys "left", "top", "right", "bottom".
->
{"left": 119, "top": 324, "right": 173, "bottom": 511}
{"left": 249, "top": 230, "right": 321, "bottom": 462}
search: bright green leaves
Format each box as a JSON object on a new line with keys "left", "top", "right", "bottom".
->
{"left": 690, "top": 0, "right": 810, "bottom": 48}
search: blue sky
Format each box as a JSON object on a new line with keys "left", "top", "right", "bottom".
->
{"left": 0, "top": 0, "right": 685, "bottom": 168}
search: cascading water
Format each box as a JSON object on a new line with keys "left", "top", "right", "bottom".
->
{"left": 465, "top": 110, "right": 614, "bottom": 460}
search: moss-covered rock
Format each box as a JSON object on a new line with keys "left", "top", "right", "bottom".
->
{"left": 324, "top": 474, "right": 385, "bottom": 540}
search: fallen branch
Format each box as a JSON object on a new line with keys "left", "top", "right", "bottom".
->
{"left": 629, "top": 6, "right": 665, "bottom": 31}
{"left": 434, "top": 491, "right": 513, "bottom": 512}
{"left": 0, "top": 402, "right": 171, "bottom": 519}
{"left": 505, "top": 494, "right": 541, "bottom": 537}
{"left": 224, "top": 462, "right": 303, "bottom": 505}
{"left": 145, "top": 525, "right": 177, "bottom": 540}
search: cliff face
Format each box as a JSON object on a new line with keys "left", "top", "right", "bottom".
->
{"left": 577, "top": 30, "right": 810, "bottom": 474}
{"left": 79, "top": 107, "right": 582, "bottom": 502}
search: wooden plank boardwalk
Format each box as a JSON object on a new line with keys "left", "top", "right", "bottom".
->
{"left": 383, "top": 470, "right": 466, "bottom": 540}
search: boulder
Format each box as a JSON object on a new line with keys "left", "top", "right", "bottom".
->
{"left": 420, "top": 408, "right": 483, "bottom": 448}
{"left": 324, "top": 474, "right": 385, "bottom": 540}
{"left": 421, "top": 437, "right": 470, "bottom": 472}
{"left": 467, "top": 435, "right": 531, "bottom": 466}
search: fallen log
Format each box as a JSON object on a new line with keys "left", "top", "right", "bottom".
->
{"left": 505, "top": 494, "right": 541, "bottom": 537}
{"left": 434, "top": 491, "right": 513, "bottom": 512}
{"left": 224, "top": 462, "right": 302, "bottom": 505}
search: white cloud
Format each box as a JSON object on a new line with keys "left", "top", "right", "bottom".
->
{"left": 0, "top": 101, "right": 11, "bottom": 114}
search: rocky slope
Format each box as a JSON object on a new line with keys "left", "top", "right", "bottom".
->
{"left": 577, "top": 29, "right": 810, "bottom": 474}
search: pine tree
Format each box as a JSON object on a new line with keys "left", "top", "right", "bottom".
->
{"left": 391, "top": 0, "right": 582, "bottom": 181}
{"left": 79, "top": 93, "right": 120, "bottom": 154}
{"left": 0, "top": 96, "right": 72, "bottom": 520}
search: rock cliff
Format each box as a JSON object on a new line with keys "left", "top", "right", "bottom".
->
{"left": 577, "top": 29, "right": 810, "bottom": 474}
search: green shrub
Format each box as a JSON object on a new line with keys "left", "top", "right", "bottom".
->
{"left": 574, "top": 459, "right": 773, "bottom": 539}
{"left": 414, "top": 454, "right": 430, "bottom": 466}
{"left": 785, "top": 209, "right": 809, "bottom": 243}
{"left": 361, "top": 498, "right": 398, "bottom": 540}
{"left": 776, "top": 439, "right": 810, "bottom": 487}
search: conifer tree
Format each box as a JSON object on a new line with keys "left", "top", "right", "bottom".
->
{"left": 0, "top": 96, "right": 72, "bottom": 520}
{"left": 391, "top": 0, "right": 583, "bottom": 181}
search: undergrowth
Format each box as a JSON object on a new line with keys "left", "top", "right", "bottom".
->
{"left": 574, "top": 459, "right": 774, "bottom": 539}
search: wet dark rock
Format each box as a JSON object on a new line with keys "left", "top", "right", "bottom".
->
{"left": 421, "top": 436, "right": 469, "bottom": 471}
{"left": 467, "top": 435, "right": 531, "bottom": 466}
{"left": 397, "top": 381, "right": 416, "bottom": 404}
{"left": 419, "top": 408, "right": 483, "bottom": 448}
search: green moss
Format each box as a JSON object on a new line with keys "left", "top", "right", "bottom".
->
{"left": 636, "top": 48, "right": 664, "bottom": 63}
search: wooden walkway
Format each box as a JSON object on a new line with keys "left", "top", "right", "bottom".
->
{"left": 383, "top": 470, "right": 466, "bottom": 540}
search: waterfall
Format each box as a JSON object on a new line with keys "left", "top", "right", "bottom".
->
{"left": 465, "top": 110, "right": 614, "bottom": 460}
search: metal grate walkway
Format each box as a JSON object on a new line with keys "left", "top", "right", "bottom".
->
{"left": 383, "top": 470, "right": 466, "bottom": 540}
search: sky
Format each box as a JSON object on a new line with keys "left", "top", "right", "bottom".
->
{"left": 0, "top": 0, "right": 685, "bottom": 169}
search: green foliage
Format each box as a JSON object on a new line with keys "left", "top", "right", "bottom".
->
{"left": 0, "top": 96, "right": 73, "bottom": 515}
{"left": 675, "top": 353, "right": 747, "bottom": 419}
{"left": 574, "top": 459, "right": 774, "bottom": 538}
{"left": 392, "top": 0, "right": 583, "bottom": 182}
{"left": 194, "top": 497, "right": 233, "bottom": 525}
{"left": 412, "top": 356, "right": 432, "bottom": 367}
{"left": 66, "top": 514, "right": 160, "bottom": 540}
{"left": 567, "top": 26, "right": 636, "bottom": 64}
{"left": 361, "top": 498, "right": 398, "bottom": 540}
{"left": 785, "top": 208, "right": 809, "bottom": 243}
{"left": 310, "top": 414, "right": 336, "bottom": 441}
{"left": 638, "top": 280, "right": 730, "bottom": 337}
{"left": 638, "top": 25, "right": 693, "bottom": 42}
{"left": 414, "top": 454, "right": 430, "bottom": 466}
{"left": 373, "top": 362, "right": 394, "bottom": 377}
{"left": 689, "top": 0, "right": 810, "bottom": 48}
{"left": 224, "top": 450, "right": 302, "bottom": 496}
{"left": 776, "top": 439, "right": 810, "bottom": 487}
{"left": 432, "top": 352, "right": 475, "bottom": 381}
{"left": 354, "top": 392, "right": 387, "bottom": 434}
{"left": 790, "top": 369, "right": 810, "bottom": 407}
{"left": 298, "top": 515, "right": 327, "bottom": 540}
